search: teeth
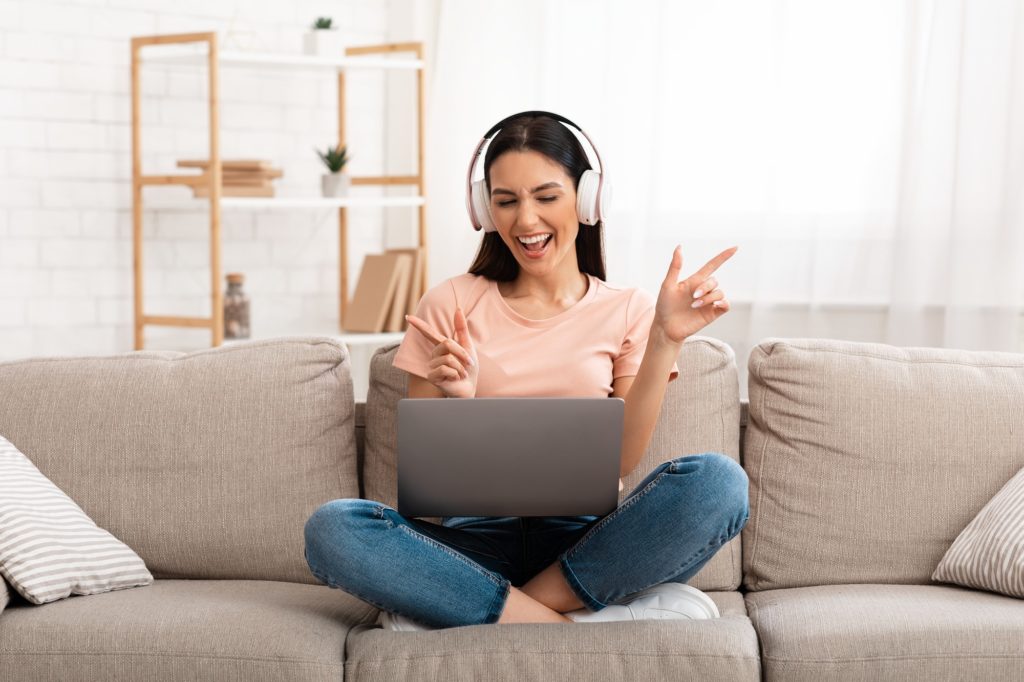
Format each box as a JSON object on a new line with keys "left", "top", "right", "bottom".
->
{"left": 518, "top": 234, "right": 551, "bottom": 244}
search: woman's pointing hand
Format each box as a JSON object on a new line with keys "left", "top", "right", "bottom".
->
{"left": 405, "top": 307, "right": 479, "bottom": 398}
{"left": 654, "top": 245, "right": 738, "bottom": 344}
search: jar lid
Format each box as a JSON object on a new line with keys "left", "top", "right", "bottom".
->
{"left": 226, "top": 273, "right": 245, "bottom": 284}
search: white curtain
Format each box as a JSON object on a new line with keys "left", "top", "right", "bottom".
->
{"left": 424, "top": 0, "right": 1024, "bottom": 398}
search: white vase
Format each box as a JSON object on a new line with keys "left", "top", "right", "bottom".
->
{"left": 322, "top": 172, "right": 351, "bottom": 197}
{"left": 303, "top": 29, "right": 346, "bottom": 57}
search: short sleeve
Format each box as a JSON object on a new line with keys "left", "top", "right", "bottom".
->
{"left": 612, "top": 289, "right": 680, "bottom": 383}
{"left": 392, "top": 279, "right": 460, "bottom": 380}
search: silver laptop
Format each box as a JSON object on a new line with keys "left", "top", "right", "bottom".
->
{"left": 397, "top": 398, "right": 624, "bottom": 518}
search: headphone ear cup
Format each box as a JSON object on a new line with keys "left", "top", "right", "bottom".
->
{"left": 598, "top": 178, "right": 611, "bottom": 224}
{"left": 470, "top": 179, "right": 496, "bottom": 232}
{"left": 575, "top": 170, "right": 601, "bottom": 226}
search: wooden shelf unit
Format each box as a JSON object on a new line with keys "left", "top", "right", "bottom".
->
{"left": 130, "top": 32, "right": 427, "bottom": 349}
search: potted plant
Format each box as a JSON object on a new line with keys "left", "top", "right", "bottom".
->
{"left": 317, "top": 144, "right": 351, "bottom": 197}
{"left": 304, "top": 17, "right": 345, "bottom": 57}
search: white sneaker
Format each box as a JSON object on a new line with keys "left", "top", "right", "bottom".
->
{"left": 565, "top": 583, "right": 720, "bottom": 623}
{"left": 377, "top": 610, "right": 435, "bottom": 632}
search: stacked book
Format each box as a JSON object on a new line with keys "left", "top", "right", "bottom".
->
{"left": 177, "top": 159, "right": 283, "bottom": 198}
{"left": 343, "top": 248, "right": 425, "bottom": 333}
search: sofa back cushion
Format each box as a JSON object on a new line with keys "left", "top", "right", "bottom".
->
{"left": 742, "top": 338, "right": 1024, "bottom": 591}
{"left": 364, "top": 335, "right": 744, "bottom": 591}
{"left": 0, "top": 337, "right": 358, "bottom": 584}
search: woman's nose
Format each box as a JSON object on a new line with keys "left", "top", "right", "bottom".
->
{"left": 516, "top": 200, "right": 539, "bottom": 228}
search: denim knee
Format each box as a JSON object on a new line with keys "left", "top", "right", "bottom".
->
{"left": 303, "top": 498, "right": 379, "bottom": 568}
{"left": 674, "top": 452, "right": 750, "bottom": 531}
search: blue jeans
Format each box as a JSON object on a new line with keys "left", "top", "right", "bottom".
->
{"left": 303, "top": 452, "right": 749, "bottom": 629}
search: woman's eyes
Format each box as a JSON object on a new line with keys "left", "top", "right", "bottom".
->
{"left": 496, "top": 196, "right": 558, "bottom": 207}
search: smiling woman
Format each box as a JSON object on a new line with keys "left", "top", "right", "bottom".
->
{"left": 489, "top": 156, "right": 574, "bottom": 279}
{"left": 303, "top": 111, "right": 745, "bottom": 633}
{"left": 467, "top": 113, "right": 608, "bottom": 283}
{"left": 492, "top": 178, "right": 564, "bottom": 259}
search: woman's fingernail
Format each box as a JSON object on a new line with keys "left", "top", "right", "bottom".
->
{"left": 691, "top": 299, "right": 704, "bottom": 308}
{"left": 713, "top": 301, "right": 724, "bottom": 307}
{"left": 467, "top": 357, "right": 475, "bottom": 367}
{"left": 692, "top": 289, "right": 703, "bottom": 299}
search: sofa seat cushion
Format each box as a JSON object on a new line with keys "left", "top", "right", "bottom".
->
{"left": 746, "top": 584, "right": 1024, "bottom": 682}
{"left": 344, "top": 591, "right": 759, "bottom": 682}
{"left": 0, "top": 578, "right": 377, "bottom": 682}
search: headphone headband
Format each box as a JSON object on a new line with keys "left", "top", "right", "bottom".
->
{"left": 465, "top": 110, "right": 608, "bottom": 232}
{"left": 482, "top": 110, "right": 577, "bottom": 139}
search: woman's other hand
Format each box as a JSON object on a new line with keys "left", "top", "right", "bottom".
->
{"left": 654, "top": 245, "right": 738, "bottom": 344}
{"left": 405, "top": 307, "right": 479, "bottom": 398}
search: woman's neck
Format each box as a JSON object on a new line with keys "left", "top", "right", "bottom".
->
{"left": 499, "top": 269, "right": 589, "bottom": 305}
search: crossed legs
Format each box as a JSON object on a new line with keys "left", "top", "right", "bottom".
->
{"left": 304, "top": 453, "right": 748, "bottom": 627}
{"left": 497, "top": 564, "right": 582, "bottom": 623}
{"left": 500, "top": 452, "right": 749, "bottom": 623}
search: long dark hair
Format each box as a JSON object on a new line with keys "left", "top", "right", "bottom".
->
{"left": 468, "top": 114, "right": 606, "bottom": 281}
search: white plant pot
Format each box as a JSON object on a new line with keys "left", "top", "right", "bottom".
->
{"left": 322, "top": 172, "right": 351, "bottom": 197}
{"left": 303, "top": 29, "right": 346, "bottom": 57}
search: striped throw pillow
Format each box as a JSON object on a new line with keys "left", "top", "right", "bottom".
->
{"left": 0, "top": 435, "right": 153, "bottom": 605}
{"left": 932, "top": 464, "right": 1024, "bottom": 598}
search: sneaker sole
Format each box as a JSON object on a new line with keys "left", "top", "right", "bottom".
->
{"left": 672, "top": 584, "right": 720, "bottom": 618}
{"left": 622, "top": 583, "right": 720, "bottom": 620}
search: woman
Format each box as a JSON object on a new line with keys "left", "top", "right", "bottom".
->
{"left": 303, "top": 111, "right": 748, "bottom": 630}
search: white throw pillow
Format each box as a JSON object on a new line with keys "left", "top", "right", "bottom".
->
{"left": 0, "top": 435, "right": 153, "bottom": 605}
{"left": 932, "top": 464, "right": 1024, "bottom": 598}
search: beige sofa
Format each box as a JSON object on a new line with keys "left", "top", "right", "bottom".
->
{"left": 0, "top": 335, "right": 1021, "bottom": 681}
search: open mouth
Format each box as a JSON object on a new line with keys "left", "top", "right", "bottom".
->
{"left": 516, "top": 233, "right": 552, "bottom": 258}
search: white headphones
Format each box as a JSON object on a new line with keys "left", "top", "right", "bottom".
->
{"left": 465, "top": 111, "right": 610, "bottom": 232}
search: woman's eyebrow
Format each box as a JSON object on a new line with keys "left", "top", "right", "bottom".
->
{"left": 491, "top": 181, "right": 563, "bottom": 197}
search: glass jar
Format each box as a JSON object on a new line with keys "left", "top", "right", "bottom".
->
{"left": 224, "top": 272, "right": 250, "bottom": 340}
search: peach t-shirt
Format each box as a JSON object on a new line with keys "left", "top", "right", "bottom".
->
{"left": 393, "top": 273, "right": 678, "bottom": 397}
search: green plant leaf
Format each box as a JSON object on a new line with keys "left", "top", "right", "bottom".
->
{"left": 315, "top": 144, "right": 349, "bottom": 172}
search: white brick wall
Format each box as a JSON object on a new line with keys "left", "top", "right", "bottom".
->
{"left": 0, "top": 0, "right": 424, "bottom": 360}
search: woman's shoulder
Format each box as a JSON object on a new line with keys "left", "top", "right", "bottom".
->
{"left": 592, "top": 277, "right": 656, "bottom": 313}
{"left": 418, "top": 272, "right": 491, "bottom": 312}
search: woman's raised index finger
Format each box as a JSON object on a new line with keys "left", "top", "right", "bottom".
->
{"left": 695, "top": 245, "right": 739, "bottom": 278}
{"left": 405, "top": 314, "right": 446, "bottom": 345}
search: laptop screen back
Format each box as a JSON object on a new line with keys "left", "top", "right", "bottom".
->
{"left": 397, "top": 398, "right": 624, "bottom": 518}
